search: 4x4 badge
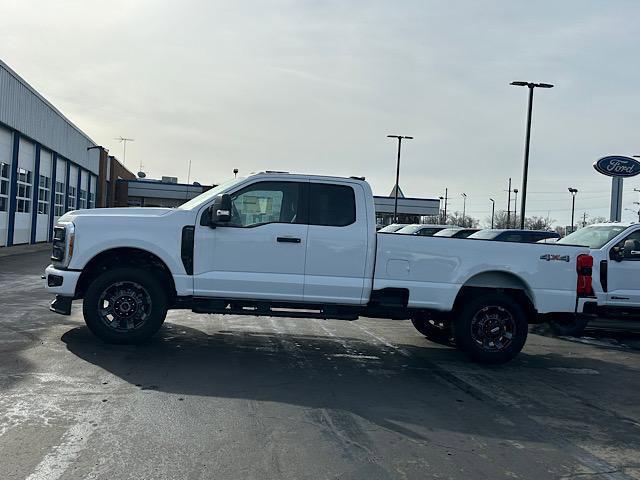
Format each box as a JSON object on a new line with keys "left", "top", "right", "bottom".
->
{"left": 540, "top": 254, "right": 570, "bottom": 262}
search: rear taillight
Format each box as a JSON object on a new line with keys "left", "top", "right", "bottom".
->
{"left": 576, "top": 254, "right": 594, "bottom": 297}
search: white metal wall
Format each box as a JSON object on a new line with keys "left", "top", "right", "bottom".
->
{"left": 0, "top": 126, "right": 12, "bottom": 247}
{"left": 0, "top": 60, "right": 99, "bottom": 173}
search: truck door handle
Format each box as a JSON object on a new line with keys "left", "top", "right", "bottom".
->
{"left": 277, "top": 237, "right": 301, "bottom": 243}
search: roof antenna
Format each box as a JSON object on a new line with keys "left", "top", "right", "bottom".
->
{"left": 114, "top": 136, "right": 134, "bottom": 166}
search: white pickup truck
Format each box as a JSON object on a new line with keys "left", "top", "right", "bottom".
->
{"left": 549, "top": 222, "right": 640, "bottom": 335}
{"left": 44, "top": 172, "right": 593, "bottom": 363}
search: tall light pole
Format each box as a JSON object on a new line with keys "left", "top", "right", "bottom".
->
{"left": 233, "top": 168, "right": 239, "bottom": 178}
{"left": 510, "top": 81, "right": 554, "bottom": 229}
{"left": 461, "top": 193, "right": 467, "bottom": 226}
{"left": 387, "top": 135, "right": 413, "bottom": 223}
{"left": 568, "top": 187, "right": 578, "bottom": 233}
{"left": 506, "top": 177, "right": 512, "bottom": 227}
{"left": 489, "top": 198, "right": 495, "bottom": 228}
{"left": 513, "top": 188, "right": 519, "bottom": 228}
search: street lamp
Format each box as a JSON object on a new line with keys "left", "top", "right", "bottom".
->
{"left": 510, "top": 81, "right": 554, "bottom": 229}
{"left": 513, "top": 188, "right": 519, "bottom": 228}
{"left": 568, "top": 187, "right": 578, "bottom": 233}
{"left": 489, "top": 198, "right": 495, "bottom": 228}
{"left": 387, "top": 135, "right": 413, "bottom": 223}
{"left": 233, "top": 168, "right": 239, "bottom": 178}
{"left": 461, "top": 193, "right": 467, "bottom": 226}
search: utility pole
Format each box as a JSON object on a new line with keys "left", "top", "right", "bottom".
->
{"left": 513, "top": 188, "right": 519, "bottom": 228}
{"left": 506, "top": 177, "right": 512, "bottom": 228}
{"left": 582, "top": 212, "right": 588, "bottom": 228}
{"left": 387, "top": 135, "right": 413, "bottom": 223}
{"left": 461, "top": 193, "right": 467, "bottom": 227}
{"left": 510, "top": 81, "right": 554, "bottom": 228}
{"left": 489, "top": 198, "right": 495, "bottom": 228}
{"left": 444, "top": 188, "right": 448, "bottom": 223}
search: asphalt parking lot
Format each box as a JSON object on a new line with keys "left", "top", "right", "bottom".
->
{"left": 1, "top": 251, "right": 639, "bottom": 480}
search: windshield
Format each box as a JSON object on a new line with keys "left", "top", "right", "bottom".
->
{"left": 378, "top": 224, "right": 406, "bottom": 232}
{"left": 468, "top": 229, "right": 501, "bottom": 240}
{"left": 557, "top": 225, "right": 629, "bottom": 249}
{"left": 396, "top": 225, "right": 422, "bottom": 234}
{"left": 178, "top": 177, "right": 245, "bottom": 210}
{"left": 433, "top": 228, "right": 462, "bottom": 237}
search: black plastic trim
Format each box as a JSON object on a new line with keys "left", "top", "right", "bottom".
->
{"left": 50, "top": 295, "right": 72, "bottom": 315}
{"left": 181, "top": 226, "right": 195, "bottom": 275}
{"left": 600, "top": 260, "right": 608, "bottom": 292}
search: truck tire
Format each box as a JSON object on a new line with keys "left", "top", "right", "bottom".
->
{"left": 82, "top": 267, "right": 168, "bottom": 344}
{"left": 549, "top": 315, "right": 589, "bottom": 337}
{"left": 453, "top": 293, "right": 528, "bottom": 364}
{"left": 411, "top": 316, "right": 452, "bottom": 345}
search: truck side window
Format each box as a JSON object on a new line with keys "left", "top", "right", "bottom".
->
{"left": 229, "top": 181, "right": 301, "bottom": 227}
{"left": 614, "top": 230, "right": 640, "bottom": 261}
{"left": 309, "top": 183, "right": 356, "bottom": 227}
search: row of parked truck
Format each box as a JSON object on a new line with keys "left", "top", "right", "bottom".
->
{"left": 43, "top": 172, "right": 637, "bottom": 364}
{"left": 378, "top": 222, "right": 560, "bottom": 243}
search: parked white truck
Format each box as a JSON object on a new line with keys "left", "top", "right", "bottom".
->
{"left": 549, "top": 222, "right": 640, "bottom": 335}
{"left": 44, "top": 172, "right": 593, "bottom": 363}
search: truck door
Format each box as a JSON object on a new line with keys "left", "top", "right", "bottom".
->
{"left": 606, "top": 229, "right": 640, "bottom": 309}
{"left": 303, "top": 182, "right": 368, "bottom": 305}
{"left": 193, "top": 180, "right": 308, "bottom": 301}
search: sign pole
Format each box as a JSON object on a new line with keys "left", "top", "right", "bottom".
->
{"left": 610, "top": 177, "right": 623, "bottom": 222}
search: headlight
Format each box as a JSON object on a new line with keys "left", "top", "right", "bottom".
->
{"left": 51, "top": 222, "right": 75, "bottom": 268}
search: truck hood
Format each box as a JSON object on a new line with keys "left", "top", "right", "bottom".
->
{"left": 58, "top": 207, "right": 174, "bottom": 222}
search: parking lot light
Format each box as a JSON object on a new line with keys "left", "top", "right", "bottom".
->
{"left": 511, "top": 81, "right": 554, "bottom": 229}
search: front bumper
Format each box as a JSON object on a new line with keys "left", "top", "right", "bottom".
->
{"left": 44, "top": 264, "right": 81, "bottom": 297}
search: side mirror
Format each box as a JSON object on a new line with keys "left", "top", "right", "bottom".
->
{"left": 611, "top": 245, "right": 624, "bottom": 262}
{"left": 623, "top": 239, "right": 640, "bottom": 259}
{"left": 209, "top": 194, "right": 232, "bottom": 227}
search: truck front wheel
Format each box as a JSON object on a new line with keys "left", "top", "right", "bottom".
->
{"left": 453, "top": 293, "right": 528, "bottom": 364}
{"left": 82, "top": 267, "right": 168, "bottom": 344}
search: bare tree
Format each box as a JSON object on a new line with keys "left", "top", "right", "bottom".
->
{"left": 447, "top": 211, "right": 479, "bottom": 228}
{"left": 485, "top": 210, "right": 517, "bottom": 229}
{"left": 586, "top": 216, "right": 607, "bottom": 225}
{"left": 525, "top": 216, "right": 555, "bottom": 231}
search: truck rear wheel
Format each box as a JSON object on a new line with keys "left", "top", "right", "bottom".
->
{"left": 82, "top": 267, "right": 168, "bottom": 344}
{"left": 411, "top": 315, "right": 452, "bottom": 345}
{"left": 453, "top": 293, "right": 528, "bottom": 364}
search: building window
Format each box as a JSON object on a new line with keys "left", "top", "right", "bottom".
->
{"left": 54, "top": 181, "right": 65, "bottom": 216}
{"left": 88, "top": 192, "right": 95, "bottom": 209}
{"left": 16, "top": 167, "right": 32, "bottom": 213}
{"left": 79, "top": 189, "right": 87, "bottom": 209}
{"left": 38, "top": 174, "right": 51, "bottom": 215}
{"left": 0, "top": 162, "right": 9, "bottom": 212}
{"left": 67, "top": 185, "right": 76, "bottom": 212}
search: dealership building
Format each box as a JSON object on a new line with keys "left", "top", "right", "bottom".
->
{"left": 0, "top": 59, "right": 102, "bottom": 247}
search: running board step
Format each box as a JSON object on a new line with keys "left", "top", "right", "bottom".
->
{"left": 191, "top": 299, "right": 359, "bottom": 320}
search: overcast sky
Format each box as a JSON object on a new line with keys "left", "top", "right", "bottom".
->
{"left": 2, "top": 0, "right": 640, "bottom": 226}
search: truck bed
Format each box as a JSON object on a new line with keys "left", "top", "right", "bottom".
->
{"left": 373, "top": 233, "right": 588, "bottom": 313}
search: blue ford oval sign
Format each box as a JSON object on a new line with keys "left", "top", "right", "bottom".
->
{"left": 593, "top": 156, "right": 640, "bottom": 177}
